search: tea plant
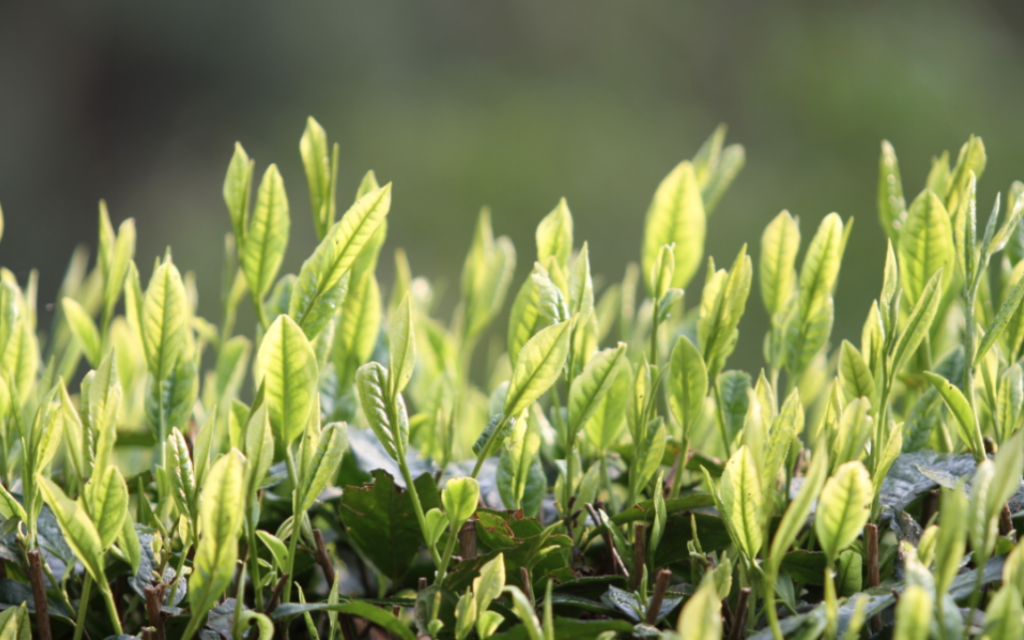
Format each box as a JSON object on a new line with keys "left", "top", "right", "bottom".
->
{"left": 0, "top": 118, "right": 1023, "bottom": 640}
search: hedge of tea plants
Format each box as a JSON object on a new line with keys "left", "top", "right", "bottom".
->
{"left": 0, "top": 119, "right": 1023, "bottom": 640}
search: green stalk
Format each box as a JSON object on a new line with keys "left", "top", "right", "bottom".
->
{"left": 99, "top": 583, "right": 124, "bottom": 635}
{"left": 246, "top": 516, "right": 264, "bottom": 610}
{"left": 599, "top": 455, "right": 620, "bottom": 514}
{"left": 398, "top": 457, "right": 442, "bottom": 569}
{"left": 470, "top": 414, "right": 509, "bottom": 479}
{"left": 282, "top": 448, "right": 302, "bottom": 605}
{"left": 433, "top": 522, "right": 462, "bottom": 583}
{"left": 963, "top": 288, "right": 986, "bottom": 462}
{"left": 73, "top": 575, "right": 92, "bottom": 640}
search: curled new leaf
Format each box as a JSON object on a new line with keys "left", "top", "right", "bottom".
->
{"left": 642, "top": 160, "right": 706, "bottom": 295}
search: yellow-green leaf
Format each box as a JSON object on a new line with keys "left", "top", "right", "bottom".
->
{"left": 536, "top": 198, "right": 573, "bottom": 269}
{"left": 567, "top": 343, "right": 626, "bottom": 441}
{"left": 37, "top": 475, "right": 107, "bottom": 584}
{"left": 769, "top": 450, "right": 827, "bottom": 574}
{"left": 642, "top": 160, "right": 705, "bottom": 295}
{"left": 256, "top": 314, "right": 319, "bottom": 448}
{"left": 815, "top": 461, "right": 872, "bottom": 564}
{"left": 504, "top": 320, "right": 572, "bottom": 419}
{"left": 223, "top": 142, "right": 254, "bottom": 244}
{"left": 297, "top": 422, "right": 349, "bottom": 513}
{"left": 898, "top": 190, "right": 952, "bottom": 305}
{"left": 189, "top": 450, "right": 245, "bottom": 622}
{"left": 141, "top": 259, "right": 188, "bottom": 381}
{"left": 924, "top": 371, "right": 983, "bottom": 459}
{"left": 241, "top": 164, "right": 290, "bottom": 299}
{"left": 718, "top": 445, "right": 764, "bottom": 561}
{"left": 389, "top": 292, "right": 416, "bottom": 399}
{"left": 668, "top": 335, "right": 707, "bottom": 441}
{"left": 85, "top": 465, "right": 129, "bottom": 550}
{"left": 760, "top": 210, "right": 800, "bottom": 316}
{"left": 877, "top": 141, "right": 907, "bottom": 241}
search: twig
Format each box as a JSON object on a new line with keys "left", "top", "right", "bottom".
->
{"left": 633, "top": 523, "right": 646, "bottom": 590}
{"left": 459, "top": 521, "right": 477, "bottom": 561}
{"left": 265, "top": 573, "right": 290, "bottom": 614}
{"left": 584, "top": 503, "right": 629, "bottom": 580}
{"left": 27, "top": 549, "right": 52, "bottom": 640}
{"left": 520, "top": 566, "right": 535, "bottom": 606}
{"left": 865, "top": 523, "right": 882, "bottom": 633}
{"left": 999, "top": 504, "right": 1014, "bottom": 537}
{"left": 644, "top": 569, "right": 672, "bottom": 626}
{"left": 144, "top": 584, "right": 166, "bottom": 640}
{"left": 728, "top": 588, "right": 750, "bottom": 640}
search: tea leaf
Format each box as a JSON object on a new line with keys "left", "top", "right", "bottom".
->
{"left": 898, "top": 190, "right": 952, "bottom": 305}
{"left": 37, "top": 475, "right": 107, "bottom": 584}
{"left": 976, "top": 271, "right": 1024, "bottom": 365}
{"left": 223, "top": 142, "right": 254, "bottom": 243}
{"left": 0, "top": 602, "right": 30, "bottom": 640}
{"left": 257, "top": 530, "right": 290, "bottom": 573}
{"left": 675, "top": 572, "right": 722, "bottom": 640}
{"left": 442, "top": 477, "right": 480, "bottom": 527}
{"left": 815, "top": 461, "right": 872, "bottom": 564}
{"left": 946, "top": 135, "right": 986, "bottom": 214}
{"left": 333, "top": 267, "right": 381, "bottom": 389}
{"left": 769, "top": 450, "right": 827, "bottom": 573}
{"left": 567, "top": 343, "right": 626, "bottom": 441}
{"left": 642, "top": 160, "right": 706, "bottom": 294}
{"left": 838, "top": 340, "right": 874, "bottom": 403}
{"left": 507, "top": 267, "right": 568, "bottom": 367}
{"left": 299, "top": 116, "right": 337, "bottom": 239}
{"left": 241, "top": 164, "right": 290, "bottom": 300}
{"left": 142, "top": 259, "right": 188, "bottom": 381}
{"left": 86, "top": 465, "right": 129, "bottom": 550}
{"left": 668, "top": 335, "right": 707, "bottom": 440}
{"left": 389, "top": 292, "right": 416, "bottom": 399}
{"left": 297, "top": 422, "right": 349, "bottom": 513}
{"left": 878, "top": 141, "right": 907, "bottom": 241}
{"left": 891, "top": 269, "right": 943, "bottom": 375}
{"left": 62, "top": 297, "right": 101, "bottom": 367}
{"left": 718, "top": 445, "right": 764, "bottom": 561}
{"left": 935, "top": 485, "right": 968, "bottom": 594}
{"left": 257, "top": 314, "right": 319, "bottom": 448}
{"left": 760, "top": 210, "right": 800, "bottom": 316}
{"left": 356, "top": 362, "right": 407, "bottom": 460}
{"left": 924, "top": 371, "right": 982, "bottom": 458}
{"left": 290, "top": 184, "right": 391, "bottom": 338}
{"left": 504, "top": 320, "right": 572, "bottom": 419}
{"left": 189, "top": 449, "right": 246, "bottom": 624}
{"left": 585, "top": 363, "right": 631, "bottom": 452}
{"left": 893, "top": 584, "right": 932, "bottom": 640}
{"left": 536, "top": 198, "right": 573, "bottom": 269}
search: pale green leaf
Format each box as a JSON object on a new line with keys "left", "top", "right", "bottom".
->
{"left": 877, "top": 140, "right": 907, "bottom": 241}
{"left": 300, "top": 116, "right": 338, "bottom": 239}
{"left": 891, "top": 269, "right": 943, "bottom": 375}
{"left": 668, "top": 335, "right": 707, "bottom": 441}
{"left": 333, "top": 268, "right": 381, "bottom": 390}
{"left": 675, "top": 573, "right": 722, "bottom": 640}
{"left": 924, "top": 371, "right": 982, "bottom": 458}
{"left": 504, "top": 320, "right": 572, "bottom": 419}
{"left": 0, "top": 602, "right": 30, "bottom": 640}
{"left": 976, "top": 270, "right": 1024, "bottom": 365}
{"left": 838, "top": 340, "right": 874, "bottom": 403}
{"left": 769, "top": 450, "right": 827, "bottom": 574}
{"left": 297, "top": 422, "right": 349, "bottom": 513}
{"left": 443, "top": 477, "right": 480, "bottom": 527}
{"left": 256, "top": 314, "right": 319, "bottom": 448}
{"left": 85, "top": 465, "right": 129, "bottom": 550}
{"left": 815, "top": 461, "right": 872, "bottom": 563}
{"left": 585, "top": 363, "right": 631, "bottom": 452}
{"left": 189, "top": 449, "right": 245, "bottom": 621}
{"left": 642, "top": 160, "right": 706, "bottom": 294}
{"left": 719, "top": 445, "right": 764, "bottom": 561}
{"left": 289, "top": 184, "right": 391, "bottom": 338}
{"left": 62, "top": 297, "right": 101, "bottom": 367}
{"left": 507, "top": 266, "right": 568, "bottom": 367}
{"left": 474, "top": 553, "right": 506, "bottom": 614}
{"left": 257, "top": 529, "right": 290, "bottom": 572}
{"left": 241, "top": 164, "right": 290, "bottom": 299}
{"left": 567, "top": 343, "right": 626, "bottom": 441}
{"left": 223, "top": 142, "right": 254, "bottom": 243}
{"left": 389, "top": 292, "right": 416, "bottom": 399}
{"left": 759, "top": 210, "right": 800, "bottom": 316}
{"left": 355, "top": 362, "right": 407, "bottom": 460}
{"left": 536, "top": 198, "right": 573, "bottom": 268}
{"left": 898, "top": 190, "right": 952, "bottom": 305}
{"left": 141, "top": 259, "right": 188, "bottom": 381}
{"left": 37, "top": 475, "right": 107, "bottom": 584}
{"left": 892, "top": 585, "right": 932, "bottom": 640}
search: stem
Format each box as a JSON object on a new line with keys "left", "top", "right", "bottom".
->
{"left": 765, "top": 568, "right": 783, "bottom": 640}
{"left": 649, "top": 310, "right": 659, "bottom": 366}
{"left": 865, "top": 524, "right": 882, "bottom": 633}
{"left": 434, "top": 524, "right": 461, "bottom": 583}
{"left": 73, "top": 575, "right": 92, "bottom": 640}
{"left": 145, "top": 584, "right": 167, "bottom": 640}
{"left": 398, "top": 458, "right": 442, "bottom": 568}
{"left": 283, "top": 449, "right": 302, "bottom": 606}
{"left": 644, "top": 569, "right": 672, "bottom": 626}
{"left": 963, "top": 289, "right": 986, "bottom": 462}
{"left": 729, "top": 588, "right": 751, "bottom": 640}
{"left": 28, "top": 550, "right": 52, "bottom": 640}
{"left": 247, "top": 517, "right": 264, "bottom": 610}
{"left": 599, "top": 456, "right": 620, "bottom": 514}
{"left": 470, "top": 415, "right": 509, "bottom": 478}
{"left": 100, "top": 584, "right": 124, "bottom": 636}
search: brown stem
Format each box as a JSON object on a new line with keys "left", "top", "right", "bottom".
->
{"left": 27, "top": 550, "right": 52, "bottom": 640}
{"left": 999, "top": 504, "right": 1014, "bottom": 537}
{"left": 418, "top": 577, "right": 427, "bottom": 592}
{"left": 866, "top": 523, "right": 882, "bottom": 633}
{"left": 459, "top": 521, "right": 478, "bottom": 561}
{"left": 265, "top": 573, "right": 290, "bottom": 614}
{"left": 920, "top": 489, "right": 939, "bottom": 527}
{"left": 644, "top": 569, "right": 672, "bottom": 626}
{"left": 633, "top": 523, "right": 646, "bottom": 590}
{"left": 727, "top": 588, "right": 750, "bottom": 640}
{"left": 144, "top": 584, "right": 166, "bottom": 640}
{"left": 520, "top": 566, "right": 535, "bottom": 606}
{"left": 585, "top": 503, "right": 629, "bottom": 580}
{"left": 114, "top": 574, "right": 126, "bottom": 627}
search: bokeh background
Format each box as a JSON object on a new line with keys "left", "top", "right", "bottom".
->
{"left": 3, "top": 0, "right": 1024, "bottom": 374}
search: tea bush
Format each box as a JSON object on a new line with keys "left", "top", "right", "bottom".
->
{"left": 0, "top": 119, "right": 1023, "bottom": 640}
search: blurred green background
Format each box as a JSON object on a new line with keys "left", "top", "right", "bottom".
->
{"left": 3, "top": 0, "right": 1024, "bottom": 373}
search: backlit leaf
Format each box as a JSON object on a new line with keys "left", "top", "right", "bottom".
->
{"left": 241, "top": 164, "right": 290, "bottom": 299}
{"left": 536, "top": 198, "right": 573, "bottom": 268}
{"left": 898, "top": 190, "right": 952, "bottom": 305}
{"left": 760, "top": 210, "right": 800, "bottom": 316}
{"left": 815, "top": 461, "right": 872, "bottom": 564}
{"left": 257, "top": 314, "right": 319, "bottom": 448}
{"left": 504, "top": 320, "right": 572, "bottom": 419}
{"left": 642, "top": 160, "right": 706, "bottom": 294}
